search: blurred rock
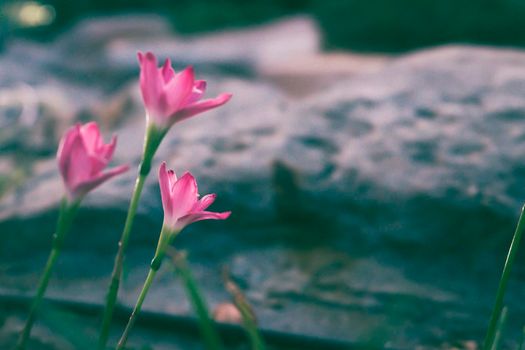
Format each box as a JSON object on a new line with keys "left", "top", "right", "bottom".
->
{"left": 282, "top": 46, "right": 525, "bottom": 247}
{"left": 259, "top": 52, "right": 389, "bottom": 97}
{"left": 103, "top": 15, "right": 321, "bottom": 75}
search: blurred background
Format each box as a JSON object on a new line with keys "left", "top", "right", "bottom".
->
{"left": 2, "top": 1, "right": 525, "bottom": 349}
{"left": 3, "top": 0, "right": 525, "bottom": 50}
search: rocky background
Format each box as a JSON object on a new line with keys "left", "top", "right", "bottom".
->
{"left": 1, "top": 9, "right": 525, "bottom": 350}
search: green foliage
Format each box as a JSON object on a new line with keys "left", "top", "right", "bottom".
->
{"left": 313, "top": 0, "right": 525, "bottom": 51}
{"left": 166, "top": 0, "right": 309, "bottom": 34}
{"left": 223, "top": 269, "right": 267, "bottom": 350}
{"left": 169, "top": 249, "right": 225, "bottom": 350}
{"left": 39, "top": 305, "right": 97, "bottom": 350}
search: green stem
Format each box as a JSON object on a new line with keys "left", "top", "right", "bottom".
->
{"left": 116, "top": 268, "right": 157, "bottom": 350}
{"left": 483, "top": 205, "right": 525, "bottom": 350}
{"left": 97, "top": 172, "right": 146, "bottom": 350}
{"left": 237, "top": 301, "right": 266, "bottom": 350}
{"left": 224, "top": 272, "right": 266, "bottom": 350}
{"left": 114, "top": 225, "right": 173, "bottom": 350}
{"left": 519, "top": 325, "right": 525, "bottom": 350}
{"left": 16, "top": 199, "right": 79, "bottom": 350}
{"left": 150, "top": 226, "right": 174, "bottom": 271}
{"left": 491, "top": 306, "right": 508, "bottom": 350}
{"left": 170, "top": 250, "right": 225, "bottom": 350}
{"left": 97, "top": 124, "right": 166, "bottom": 350}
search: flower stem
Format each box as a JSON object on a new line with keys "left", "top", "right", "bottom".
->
{"left": 483, "top": 205, "right": 525, "bottom": 350}
{"left": 16, "top": 199, "right": 79, "bottom": 350}
{"left": 98, "top": 124, "right": 166, "bottom": 350}
{"left": 169, "top": 249, "right": 225, "bottom": 350}
{"left": 223, "top": 270, "right": 266, "bottom": 350}
{"left": 116, "top": 267, "right": 157, "bottom": 350}
{"left": 491, "top": 306, "right": 508, "bottom": 350}
{"left": 237, "top": 300, "right": 266, "bottom": 350}
{"left": 114, "top": 225, "right": 173, "bottom": 350}
{"left": 97, "top": 173, "right": 146, "bottom": 349}
{"left": 519, "top": 325, "right": 525, "bottom": 350}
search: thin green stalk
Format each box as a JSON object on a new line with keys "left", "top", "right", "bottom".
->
{"left": 97, "top": 124, "right": 165, "bottom": 350}
{"left": 16, "top": 249, "right": 60, "bottom": 350}
{"left": 97, "top": 172, "right": 146, "bottom": 349}
{"left": 116, "top": 268, "right": 157, "bottom": 350}
{"left": 224, "top": 271, "right": 266, "bottom": 350}
{"left": 115, "top": 225, "right": 172, "bottom": 349}
{"left": 519, "top": 325, "right": 525, "bottom": 350}
{"left": 169, "top": 249, "right": 225, "bottom": 350}
{"left": 483, "top": 205, "right": 525, "bottom": 350}
{"left": 237, "top": 301, "right": 266, "bottom": 350}
{"left": 16, "top": 199, "right": 79, "bottom": 350}
{"left": 491, "top": 306, "right": 507, "bottom": 350}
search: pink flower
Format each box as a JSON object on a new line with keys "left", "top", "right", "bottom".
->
{"left": 158, "top": 162, "right": 231, "bottom": 231}
{"left": 138, "top": 51, "right": 232, "bottom": 128}
{"left": 57, "top": 122, "right": 129, "bottom": 201}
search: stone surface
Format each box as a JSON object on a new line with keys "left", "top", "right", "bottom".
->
{"left": 260, "top": 52, "right": 390, "bottom": 97}
{"left": 2, "top": 14, "right": 525, "bottom": 350}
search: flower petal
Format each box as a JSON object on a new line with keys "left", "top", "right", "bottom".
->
{"left": 81, "top": 125, "right": 117, "bottom": 175}
{"left": 100, "top": 135, "right": 117, "bottom": 162}
{"left": 65, "top": 130, "right": 93, "bottom": 190}
{"left": 158, "top": 162, "right": 174, "bottom": 225}
{"left": 57, "top": 124, "right": 81, "bottom": 182}
{"left": 167, "top": 169, "right": 177, "bottom": 185}
{"left": 173, "top": 93, "right": 232, "bottom": 123}
{"left": 165, "top": 66, "right": 195, "bottom": 114}
{"left": 79, "top": 122, "right": 102, "bottom": 151}
{"left": 187, "top": 80, "right": 207, "bottom": 104}
{"left": 138, "top": 51, "right": 162, "bottom": 114}
{"left": 71, "top": 164, "right": 129, "bottom": 199}
{"left": 176, "top": 211, "right": 231, "bottom": 231}
{"left": 191, "top": 193, "right": 216, "bottom": 212}
{"left": 170, "top": 172, "right": 199, "bottom": 222}
{"left": 161, "top": 58, "right": 176, "bottom": 83}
